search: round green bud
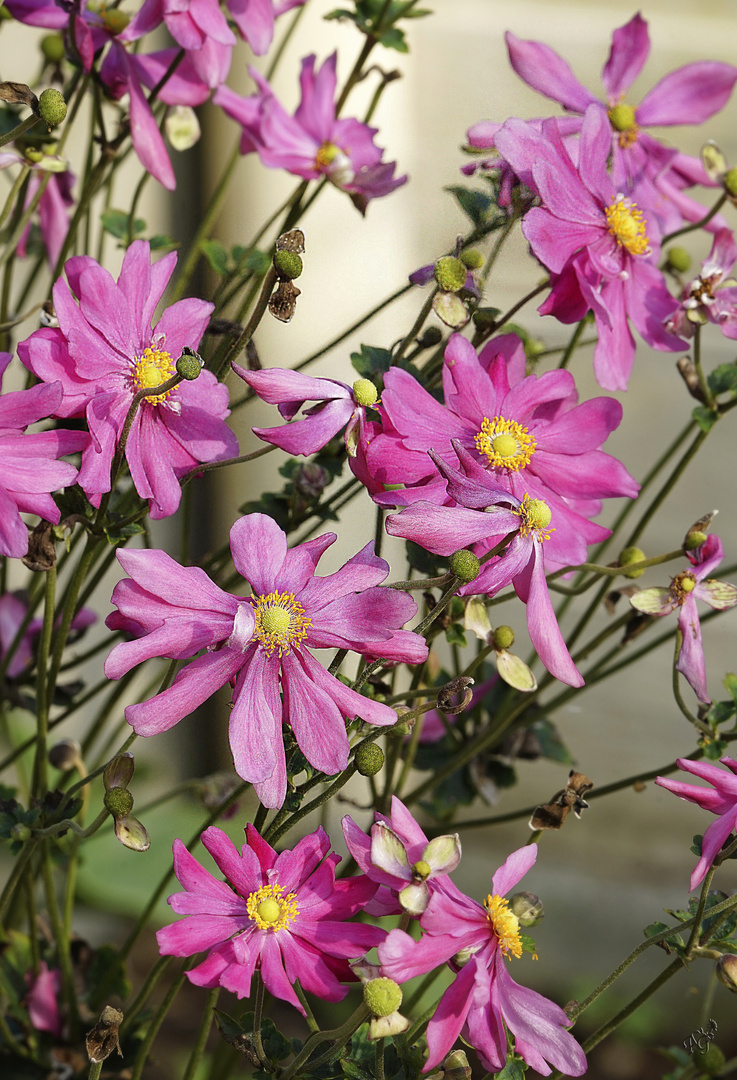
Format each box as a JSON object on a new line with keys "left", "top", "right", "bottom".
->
{"left": 352, "top": 378, "right": 379, "bottom": 408}
{"left": 618, "top": 546, "right": 647, "bottom": 579}
{"left": 101, "top": 8, "right": 130, "bottom": 34}
{"left": 273, "top": 249, "right": 303, "bottom": 280}
{"left": 666, "top": 246, "right": 691, "bottom": 274}
{"left": 434, "top": 256, "right": 467, "bottom": 293}
{"left": 355, "top": 742, "right": 384, "bottom": 777}
{"left": 363, "top": 977, "right": 403, "bottom": 1017}
{"left": 24, "top": 148, "right": 44, "bottom": 164}
{"left": 41, "top": 34, "right": 65, "bottom": 63}
{"left": 692, "top": 1045, "right": 725, "bottom": 1075}
{"left": 449, "top": 549, "right": 481, "bottom": 583}
{"left": 684, "top": 530, "right": 708, "bottom": 551}
{"left": 510, "top": 890, "right": 544, "bottom": 927}
{"left": 419, "top": 326, "right": 443, "bottom": 347}
{"left": 724, "top": 166, "right": 737, "bottom": 199}
{"left": 104, "top": 787, "right": 134, "bottom": 818}
{"left": 176, "top": 347, "right": 204, "bottom": 381}
{"left": 460, "top": 248, "right": 484, "bottom": 270}
{"left": 38, "top": 88, "right": 67, "bottom": 128}
{"left": 10, "top": 822, "right": 32, "bottom": 842}
{"left": 492, "top": 625, "right": 515, "bottom": 651}
{"left": 716, "top": 953, "right": 737, "bottom": 992}
{"left": 48, "top": 738, "right": 82, "bottom": 771}
{"left": 608, "top": 102, "right": 636, "bottom": 132}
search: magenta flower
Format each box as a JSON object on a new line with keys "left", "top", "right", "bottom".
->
{"left": 157, "top": 824, "right": 384, "bottom": 1009}
{"left": 366, "top": 332, "right": 637, "bottom": 563}
{"left": 386, "top": 443, "right": 584, "bottom": 687}
{"left": 342, "top": 796, "right": 462, "bottom": 915}
{"left": 25, "top": 962, "right": 63, "bottom": 1038}
{"left": 123, "top": 0, "right": 236, "bottom": 89}
{"left": 223, "top": 0, "right": 307, "bottom": 56}
{"left": 495, "top": 106, "right": 684, "bottom": 390}
{"left": 0, "top": 353, "right": 85, "bottom": 559}
{"left": 505, "top": 14, "right": 737, "bottom": 235}
{"left": 18, "top": 241, "right": 237, "bottom": 520}
{"left": 0, "top": 152, "right": 74, "bottom": 269}
{"left": 656, "top": 757, "right": 737, "bottom": 891}
{"left": 105, "top": 513, "right": 428, "bottom": 807}
{"left": 233, "top": 365, "right": 380, "bottom": 457}
{"left": 213, "top": 53, "right": 406, "bottom": 213}
{"left": 0, "top": 591, "right": 96, "bottom": 679}
{"left": 665, "top": 229, "right": 737, "bottom": 340}
{"left": 630, "top": 535, "right": 737, "bottom": 703}
{"left": 378, "top": 845, "right": 586, "bottom": 1076}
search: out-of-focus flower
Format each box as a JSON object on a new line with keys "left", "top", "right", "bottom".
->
{"left": 123, "top": 0, "right": 235, "bottom": 89}
{"left": 25, "top": 962, "right": 62, "bottom": 1038}
{"left": 233, "top": 366, "right": 379, "bottom": 457}
{"left": 378, "top": 845, "right": 586, "bottom": 1076}
{"left": 495, "top": 106, "right": 685, "bottom": 390}
{"left": 343, "top": 796, "right": 461, "bottom": 915}
{"left": 367, "top": 332, "right": 637, "bottom": 560}
{"left": 165, "top": 105, "right": 202, "bottom": 150}
{"left": 665, "top": 229, "right": 737, "bottom": 340}
{"left": 157, "top": 824, "right": 383, "bottom": 1008}
{"left": 18, "top": 240, "right": 237, "bottom": 520}
{"left": 0, "top": 590, "right": 96, "bottom": 679}
{"left": 105, "top": 513, "right": 427, "bottom": 807}
{"left": 0, "top": 353, "right": 85, "bottom": 559}
{"left": 656, "top": 757, "right": 737, "bottom": 891}
{"left": 630, "top": 534, "right": 737, "bottom": 703}
{"left": 386, "top": 443, "right": 584, "bottom": 687}
{"left": 0, "top": 150, "right": 74, "bottom": 268}
{"left": 214, "top": 53, "right": 406, "bottom": 214}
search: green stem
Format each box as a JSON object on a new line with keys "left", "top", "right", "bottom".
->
{"left": 265, "top": 763, "right": 358, "bottom": 846}
{"left": 558, "top": 318, "right": 587, "bottom": 369}
{"left": 685, "top": 864, "right": 717, "bottom": 959}
{"left": 251, "top": 973, "right": 269, "bottom": 1069}
{"left": 130, "top": 966, "right": 187, "bottom": 1080}
{"left": 120, "top": 956, "right": 172, "bottom": 1038}
{"left": 280, "top": 1003, "right": 371, "bottom": 1080}
{"left": 32, "top": 565, "right": 56, "bottom": 797}
{"left": 0, "top": 111, "right": 41, "bottom": 149}
{"left": 393, "top": 288, "right": 437, "bottom": 364}
{"left": 662, "top": 193, "right": 728, "bottom": 244}
{"left": 183, "top": 987, "right": 221, "bottom": 1080}
{"left": 41, "top": 841, "right": 79, "bottom": 1034}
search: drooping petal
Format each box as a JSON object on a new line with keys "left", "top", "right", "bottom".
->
{"left": 505, "top": 32, "right": 598, "bottom": 113}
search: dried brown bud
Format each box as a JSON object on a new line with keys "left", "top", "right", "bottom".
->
{"left": 22, "top": 520, "right": 57, "bottom": 572}
{"left": 269, "top": 279, "right": 300, "bottom": 323}
{"left": 86, "top": 1006, "right": 124, "bottom": 1063}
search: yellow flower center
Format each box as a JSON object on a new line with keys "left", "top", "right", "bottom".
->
{"left": 512, "top": 494, "right": 553, "bottom": 541}
{"left": 484, "top": 894, "right": 522, "bottom": 960}
{"left": 246, "top": 884, "right": 299, "bottom": 931}
{"left": 412, "top": 860, "right": 431, "bottom": 881}
{"left": 90, "top": 1, "right": 131, "bottom": 34}
{"left": 474, "top": 416, "right": 536, "bottom": 472}
{"left": 131, "top": 347, "right": 176, "bottom": 404}
{"left": 605, "top": 195, "right": 650, "bottom": 256}
{"left": 252, "top": 591, "right": 311, "bottom": 657}
{"left": 315, "top": 141, "right": 341, "bottom": 169}
{"left": 607, "top": 102, "right": 639, "bottom": 148}
{"left": 672, "top": 571, "right": 698, "bottom": 605}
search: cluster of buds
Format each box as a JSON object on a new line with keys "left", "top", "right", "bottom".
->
{"left": 464, "top": 596, "right": 537, "bottom": 691}
{"left": 410, "top": 243, "right": 484, "bottom": 329}
{"left": 103, "top": 753, "right": 150, "bottom": 852}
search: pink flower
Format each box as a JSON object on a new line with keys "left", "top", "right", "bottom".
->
{"left": 378, "top": 845, "right": 586, "bottom": 1076}
{"left": 214, "top": 53, "right": 406, "bottom": 213}
{"left": 385, "top": 443, "right": 584, "bottom": 687}
{"left": 630, "top": 534, "right": 737, "bottom": 703}
{"left": 0, "top": 152, "right": 74, "bottom": 269}
{"left": 105, "top": 513, "right": 428, "bottom": 807}
{"left": 157, "top": 824, "right": 384, "bottom": 1009}
{"left": 494, "top": 106, "right": 685, "bottom": 390}
{"left": 224, "top": 0, "right": 307, "bottom": 56}
{"left": 342, "top": 796, "right": 462, "bottom": 915}
{"left": 25, "top": 962, "right": 63, "bottom": 1038}
{"left": 505, "top": 14, "right": 737, "bottom": 235}
{"left": 0, "top": 591, "right": 96, "bottom": 679}
{"left": 366, "top": 332, "right": 638, "bottom": 564}
{"left": 655, "top": 757, "right": 737, "bottom": 891}
{"left": 666, "top": 229, "right": 737, "bottom": 340}
{"left": 18, "top": 241, "right": 237, "bottom": 521}
{"left": 123, "top": 0, "right": 236, "bottom": 89}
{"left": 0, "top": 352, "right": 85, "bottom": 559}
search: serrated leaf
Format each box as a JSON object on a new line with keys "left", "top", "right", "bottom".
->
{"left": 692, "top": 405, "right": 719, "bottom": 432}
{"left": 708, "top": 363, "right": 737, "bottom": 397}
{"left": 378, "top": 26, "right": 408, "bottom": 50}
{"left": 445, "top": 623, "right": 467, "bottom": 647}
{"left": 101, "top": 209, "right": 145, "bottom": 241}
{"left": 350, "top": 343, "right": 393, "bottom": 380}
{"left": 495, "top": 1062, "right": 527, "bottom": 1080}
{"left": 201, "top": 238, "right": 228, "bottom": 276}
{"left": 445, "top": 185, "right": 496, "bottom": 227}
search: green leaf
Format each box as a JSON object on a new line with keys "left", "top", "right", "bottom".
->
{"left": 444, "top": 185, "right": 496, "bottom": 227}
{"left": 495, "top": 1061, "right": 528, "bottom": 1080}
{"left": 350, "top": 343, "right": 393, "bottom": 381}
{"left": 528, "top": 717, "right": 574, "bottom": 764}
{"left": 148, "top": 234, "right": 177, "bottom": 252}
{"left": 86, "top": 945, "right": 131, "bottom": 1010}
{"left": 724, "top": 672, "right": 737, "bottom": 707}
{"left": 700, "top": 735, "right": 728, "bottom": 760}
{"left": 692, "top": 405, "right": 719, "bottom": 432}
{"left": 519, "top": 932, "right": 537, "bottom": 956}
{"left": 704, "top": 699, "right": 736, "bottom": 727}
{"left": 445, "top": 623, "right": 467, "bottom": 647}
{"left": 201, "top": 238, "right": 228, "bottom": 276}
{"left": 101, "top": 208, "right": 145, "bottom": 241}
{"left": 405, "top": 540, "right": 448, "bottom": 577}
{"left": 377, "top": 25, "right": 408, "bottom": 50}
{"left": 708, "top": 363, "right": 737, "bottom": 397}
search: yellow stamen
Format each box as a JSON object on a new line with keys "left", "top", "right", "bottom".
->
{"left": 131, "top": 347, "right": 176, "bottom": 404}
{"left": 474, "top": 416, "right": 536, "bottom": 472}
{"left": 671, "top": 571, "right": 697, "bottom": 605}
{"left": 484, "top": 894, "right": 522, "bottom": 960}
{"left": 246, "top": 884, "right": 299, "bottom": 931}
{"left": 252, "top": 591, "right": 311, "bottom": 657}
{"left": 315, "top": 141, "right": 341, "bottom": 170}
{"left": 607, "top": 102, "right": 639, "bottom": 148}
{"left": 512, "top": 493, "right": 554, "bottom": 542}
{"left": 605, "top": 195, "right": 650, "bottom": 256}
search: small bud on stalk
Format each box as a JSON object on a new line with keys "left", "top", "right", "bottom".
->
{"left": 618, "top": 546, "right": 647, "bottom": 579}
{"left": 37, "top": 87, "right": 67, "bottom": 128}
{"left": 176, "top": 347, "right": 204, "bottom": 381}
{"left": 355, "top": 742, "right": 384, "bottom": 776}
{"left": 449, "top": 549, "right": 480, "bottom": 583}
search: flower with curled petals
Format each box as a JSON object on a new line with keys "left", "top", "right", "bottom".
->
{"left": 105, "top": 513, "right": 428, "bottom": 808}
{"left": 157, "top": 824, "right": 384, "bottom": 1008}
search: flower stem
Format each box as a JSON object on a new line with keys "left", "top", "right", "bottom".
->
{"left": 662, "top": 192, "right": 728, "bottom": 244}
{"left": 0, "top": 111, "right": 42, "bottom": 149}
{"left": 32, "top": 565, "right": 56, "bottom": 798}
{"left": 183, "top": 987, "right": 220, "bottom": 1080}
{"left": 130, "top": 965, "right": 187, "bottom": 1080}
{"left": 280, "top": 1003, "right": 371, "bottom": 1080}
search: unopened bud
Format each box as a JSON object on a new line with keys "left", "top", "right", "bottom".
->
{"left": 460, "top": 248, "right": 483, "bottom": 270}
{"left": 449, "top": 549, "right": 480, "bottom": 583}
{"left": 41, "top": 34, "right": 65, "bottom": 63}
{"left": 716, "top": 953, "right": 737, "bottom": 992}
{"left": 48, "top": 738, "right": 82, "bottom": 771}
{"left": 104, "top": 788, "right": 134, "bottom": 818}
{"left": 492, "top": 625, "right": 515, "bottom": 650}
{"left": 363, "top": 977, "right": 402, "bottom": 1017}
{"left": 295, "top": 462, "right": 328, "bottom": 499}
{"left": 101, "top": 8, "right": 130, "bottom": 34}
{"left": 419, "top": 326, "right": 443, "bottom": 347}
{"left": 442, "top": 1050, "right": 472, "bottom": 1080}
{"left": 355, "top": 742, "right": 384, "bottom": 777}
{"left": 352, "top": 378, "right": 379, "bottom": 408}
{"left": 665, "top": 246, "right": 691, "bottom": 274}
{"left": 10, "top": 822, "right": 31, "bottom": 843}
{"left": 510, "top": 891, "right": 544, "bottom": 927}
{"left": 103, "top": 752, "right": 135, "bottom": 791}
{"left": 273, "top": 249, "right": 303, "bottom": 280}
{"left": 176, "top": 347, "right": 204, "bottom": 381}
{"left": 618, "top": 546, "right": 647, "bottom": 579}
{"left": 165, "top": 105, "right": 200, "bottom": 151}
{"left": 693, "top": 1045, "right": 726, "bottom": 1075}
{"left": 724, "top": 166, "right": 737, "bottom": 199}
{"left": 113, "top": 815, "right": 150, "bottom": 852}
{"left": 701, "top": 141, "right": 727, "bottom": 182}
{"left": 434, "top": 256, "right": 467, "bottom": 293}
{"left": 86, "top": 1006, "right": 124, "bottom": 1064}
{"left": 37, "top": 88, "right": 67, "bottom": 128}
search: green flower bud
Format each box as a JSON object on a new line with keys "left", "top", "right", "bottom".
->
{"left": 10, "top": 822, "right": 31, "bottom": 843}
{"left": 608, "top": 102, "right": 636, "bottom": 132}
{"left": 24, "top": 148, "right": 44, "bottom": 164}
{"left": 510, "top": 890, "right": 544, "bottom": 927}
{"left": 176, "top": 347, "right": 204, "bottom": 381}
{"left": 460, "top": 248, "right": 484, "bottom": 270}
{"left": 434, "top": 256, "right": 467, "bottom": 293}
{"left": 104, "top": 788, "right": 134, "bottom": 818}
{"left": 41, "top": 34, "right": 65, "bottom": 63}
{"left": 618, "top": 546, "right": 647, "bottom": 579}
{"left": 716, "top": 953, "right": 737, "bottom": 992}
{"left": 355, "top": 742, "right": 384, "bottom": 777}
{"left": 48, "top": 738, "right": 82, "bottom": 771}
{"left": 684, "top": 530, "right": 708, "bottom": 551}
{"left": 412, "top": 859, "right": 432, "bottom": 880}
{"left": 666, "top": 246, "right": 691, "bottom": 274}
{"left": 37, "top": 88, "right": 67, "bottom": 128}
{"left": 724, "top": 167, "right": 737, "bottom": 199}
{"left": 103, "top": 752, "right": 135, "bottom": 791}
{"left": 471, "top": 307, "right": 500, "bottom": 330}
{"left": 113, "top": 814, "right": 151, "bottom": 852}
{"left": 101, "top": 8, "right": 130, "bottom": 34}
{"left": 524, "top": 336, "right": 545, "bottom": 359}
{"left": 352, "top": 378, "right": 379, "bottom": 408}
{"left": 701, "top": 141, "right": 727, "bottom": 182}
{"left": 273, "top": 249, "right": 303, "bottom": 280}
{"left": 449, "top": 549, "right": 480, "bottom": 583}
{"left": 363, "top": 977, "right": 403, "bottom": 1017}
{"left": 419, "top": 325, "right": 443, "bottom": 347}
{"left": 692, "top": 1045, "right": 725, "bottom": 1075}
{"left": 442, "top": 1050, "right": 472, "bottom": 1080}
{"left": 492, "top": 625, "right": 515, "bottom": 650}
